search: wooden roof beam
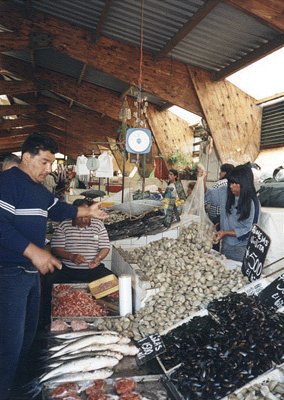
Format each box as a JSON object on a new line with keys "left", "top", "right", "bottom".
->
{"left": 0, "top": 114, "right": 114, "bottom": 145}
{"left": 213, "top": 34, "right": 284, "bottom": 80}
{"left": 0, "top": 1, "right": 203, "bottom": 116}
{"left": 0, "top": 103, "right": 48, "bottom": 117}
{"left": 0, "top": 55, "right": 130, "bottom": 121}
{"left": 0, "top": 130, "right": 86, "bottom": 157}
{"left": 10, "top": 94, "right": 120, "bottom": 138}
{"left": 156, "top": 0, "right": 221, "bottom": 60}
{"left": 0, "top": 80, "right": 37, "bottom": 95}
{"left": 93, "top": 0, "right": 113, "bottom": 42}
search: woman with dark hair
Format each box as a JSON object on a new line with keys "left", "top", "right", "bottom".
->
{"left": 205, "top": 164, "right": 260, "bottom": 262}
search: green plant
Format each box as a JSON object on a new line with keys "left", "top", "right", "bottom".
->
{"left": 167, "top": 150, "right": 192, "bottom": 170}
{"left": 180, "top": 162, "right": 198, "bottom": 179}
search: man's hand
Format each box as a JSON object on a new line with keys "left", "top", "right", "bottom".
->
{"left": 23, "top": 243, "right": 62, "bottom": 275}
{"left": 89, "top": 255, "right": 102, "bottom": 269}
{"left": 89, "top": 202, "right": 108, "bottom": 219}
{"left": 70, "top": 253, "right": 87, "bottom": 265}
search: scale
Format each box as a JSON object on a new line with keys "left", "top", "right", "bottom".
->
{"left": 125, "top": 128, "right": 152, "bottom": 154}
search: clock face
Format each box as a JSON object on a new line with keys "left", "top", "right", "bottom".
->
{"left": 126, "top": 128, "right": 152, "bottom": 154}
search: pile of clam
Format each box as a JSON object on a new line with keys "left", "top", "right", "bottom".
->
{"left": 228, "top": 379, "right": 284, "bottom": 399}
{"left": 97, "top": 223, "right": 248, "bottom": 339}
{"left": 105, "top": 211, "right": 128, "bottom": 224}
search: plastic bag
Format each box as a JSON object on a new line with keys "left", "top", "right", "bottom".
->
{"left": 180, "top": 176, "right": 214, "bottom": 240}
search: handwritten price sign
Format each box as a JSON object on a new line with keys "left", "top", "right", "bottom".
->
{"left": 258, "top": 273, "right": 284, "bottom": 310}
{"left": 242, "top": 224, "right": 270, "bottom": 282}
{"left": 136, "top": 334, "right": 166, "bottom": 366}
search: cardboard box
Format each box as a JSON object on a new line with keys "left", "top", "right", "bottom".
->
{"left": 89, "top": 274, "right": 119, "bottom": 299}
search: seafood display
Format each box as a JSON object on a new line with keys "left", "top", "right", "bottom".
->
{"left": 105, "top": 210, "right": 167, "bottom": 241}
{"left": 39, "top": 331, "right": 139, "bottom": 388}
{"left": 228, "top": 376, "right": 284, "bottom": 399}
{"left": 97, "top": 223, "right": 247, "bottom": 339}
{"left": 160, "top": 293, "right": 284, "bottom": 400}
{"left": 47, "top": 376, "right": 169, "bottom": 400}
{"left": 52, "top": 284, "right": 109, "bottom": 318}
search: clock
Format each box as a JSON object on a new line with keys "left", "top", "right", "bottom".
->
{"left": 125, "top": 128, "right": 152, "bottom": 154}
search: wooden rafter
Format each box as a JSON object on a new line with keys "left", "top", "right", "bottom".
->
{"left": 93, "top": 0, "right": 113, "bottom": 41}
{"left": 156, "top": 0, "right": 221, "bottom": 60}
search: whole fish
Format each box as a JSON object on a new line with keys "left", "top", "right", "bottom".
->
{"left": 117, "top": 337, "right": 131, "bottom": 344}
{"left": 40, "top": 355, "right": 118, "bottom": 383}
{"left": 50, "top": 334, "right": 121, "bottom": 358}
{"left": 43, "top": 368, "right": 113, "bottom": 384}
{"left": 53, "top": 330, "right": 119, "bottom": 341}
{"left": 59, "top": 350, "right": 124, "bottom": 361}
{"left": 48, "top": 350, "right": 124, "bottom": 368}
{"left": 72, "top": 343, "right": 139, "bottom": 356}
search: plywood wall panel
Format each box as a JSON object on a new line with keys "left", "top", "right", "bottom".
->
{"left": 189, "top": 66, "right": 262, "bottom": 164}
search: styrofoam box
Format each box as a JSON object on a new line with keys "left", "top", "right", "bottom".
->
{"left": 221, "top": 368, "right": 284, "bottom": 400}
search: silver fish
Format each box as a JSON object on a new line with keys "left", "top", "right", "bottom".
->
{"left": 40, "top": 355, "right": 118, "bottom": 383}
{"left": 117, "top": 337, "right": 131, "bottom": 344}
{"left": 53, "top": 330, "right": 119, "bottom": 341}
{"left": 72, "top": 343, "right": 139, "bottom": 356}
{"left": 48, "top": 350, "right": 124, "bottom": 368}
{"left": 50, "top": 334, "right": 121, "bottom": 358}
{"left": 44, "top": 368, "right": 113, "bottom": 384}
{"left": 59, "top": 350, "right": 124, "bottom": 361}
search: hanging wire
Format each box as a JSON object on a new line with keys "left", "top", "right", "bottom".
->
{"left": 138, "top": 0, "right": 144, "bottom": 92}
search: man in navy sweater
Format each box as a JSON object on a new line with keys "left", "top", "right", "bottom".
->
{"left": 0, "top": 133, "right": 107, "bottom": 399}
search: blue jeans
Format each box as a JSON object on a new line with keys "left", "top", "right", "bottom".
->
{"left": 0, "top": 266, "right": 40, "bottom": 400}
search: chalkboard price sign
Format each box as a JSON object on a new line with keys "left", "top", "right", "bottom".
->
{"left": 242, "top": 224, "right": 271, "bottom": 282}
{"left": 258, "top": 273, "right": 284, "bottom": 310}
{"left": 136, "top": 334, "right": 166, "bottom": 366}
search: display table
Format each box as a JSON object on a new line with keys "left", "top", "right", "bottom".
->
{"left": 258, "top": 207, "right": 284, "bottom": 264}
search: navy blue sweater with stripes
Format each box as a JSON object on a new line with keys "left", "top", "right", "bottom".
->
{"left": 0, "top": 167, "right": 77, "bottom": 270}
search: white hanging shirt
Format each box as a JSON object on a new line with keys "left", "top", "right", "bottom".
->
{"left": 87, "top": 156, "right": 99, "bottom": 171}
{"left": 95, "top": 152, "right": 114, "bottom": 178}
{"left": 76, "top": 155, "right": 89, "bottom": 176}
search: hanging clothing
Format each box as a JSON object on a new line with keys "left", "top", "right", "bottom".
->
{"left": 76, "top": 155, "right": 90, "bottom": 183}
{"left": 87, "top": 156, "right": 99, "bottom": 171}
{"left": 95, "top": 152, "right": 114, "bottom": 178}
{"left": 76, "top": 155, "right": 89, "bottom": 176}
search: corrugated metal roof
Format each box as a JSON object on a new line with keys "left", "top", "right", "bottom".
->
{"left": 102, "top": 0, "right": 205, "bottom": 52}
{"left": 13, "top": 0, "right": 106, "bottom": 32}
{"left": 261, "top": 101, "right": 284, "bottom": 148}
{"left": 169, "top": 2, "right": 279, "bottom": 71}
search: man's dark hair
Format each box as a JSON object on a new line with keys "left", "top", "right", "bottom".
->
{"left": 2, "top": 154, "right": 21, "bottom": 170}
{"left": 220, "top": 163, "right": 235, "bottom": 175}
{"left": 21, "top": 132, "right": 58, "bottom": 156}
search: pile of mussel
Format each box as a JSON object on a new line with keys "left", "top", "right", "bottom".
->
{"left": 105, "top": 210, "right": 166, "bottom": 241}
{"left": 160, "top": 293, "right": 284, "bottom": 400}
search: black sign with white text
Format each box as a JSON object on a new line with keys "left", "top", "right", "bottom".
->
{"left": 136, "top": 334, "right": 166, "bottom": 366}
{"left": 242, "top": 224, "right": 271, "bottom": 282}
{"left": 258, "top": 273, "right": 284, "bottom": 310}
